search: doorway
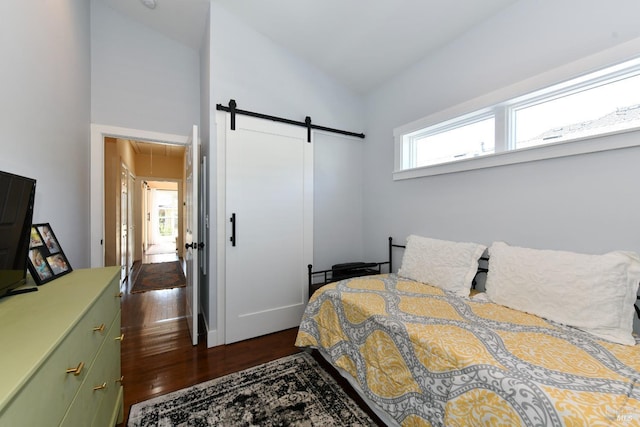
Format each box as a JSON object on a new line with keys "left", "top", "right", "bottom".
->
{"left": 102, "top": 137, "right": 186, "bottom": 270}
{"left": 142, "top": 180, "right": 180, "bottom": 264}
{"left": 90, "top": 124, "right": 189, "bottom": 268}
{"left": 90, "top": 124, "right": 199, "bottom": 353}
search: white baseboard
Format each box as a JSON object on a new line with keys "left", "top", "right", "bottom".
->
{"left": 201, "top": 313, "right": 222, "bottom": 348}
{"left": 206, "top": 329, "right": 219, "bottom": 348}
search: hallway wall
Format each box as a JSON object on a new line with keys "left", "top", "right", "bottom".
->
{"left": 104, "top": 138, "right": 185, "bottom": 267}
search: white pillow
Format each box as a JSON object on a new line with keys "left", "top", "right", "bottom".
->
{"left": 485, "top": 241, "right": 640, "bottom": 345}
{"left": 398, "top": 235, "right": 487, "bottom": 297}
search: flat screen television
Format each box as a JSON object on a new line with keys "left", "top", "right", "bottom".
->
{"left": 0, "top": 171, "right": 36, "bottom": 298}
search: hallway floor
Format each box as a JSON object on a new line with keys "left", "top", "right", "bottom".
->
{"left": 142, "top": 242, "right": 178, "bottom": 264}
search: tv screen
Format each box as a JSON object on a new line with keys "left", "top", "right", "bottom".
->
{"left": 0, "top": 171, "right": 36, "bottom": 298}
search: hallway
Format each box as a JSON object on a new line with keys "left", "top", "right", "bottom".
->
{"left": 142, "top": 242, "right": 178, "bottom": 264}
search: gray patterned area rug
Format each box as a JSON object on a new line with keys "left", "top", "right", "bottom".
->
{"left": 127, "top": 352, "right": 376, "bottom": 426}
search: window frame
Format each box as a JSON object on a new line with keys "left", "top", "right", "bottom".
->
{"left": 393, "top": 41, "right": 640, "bottom": 180}
{"left": 403, "top": 110, "right": 496, "bottom": 169}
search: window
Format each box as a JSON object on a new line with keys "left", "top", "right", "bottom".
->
{"left": 155, "top": 189, "right": 178, "bottom": 241}
{"left": 405, "top": 116, "right": 495, "bottom": 168}
{"left": 513, "top": 73, "right": 640, "bottom": 149}
{"left": 395, "top": 55, "right": 640, "bottom": 179}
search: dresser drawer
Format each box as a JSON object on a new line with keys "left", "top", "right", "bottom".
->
{"left": 61, "top": 312, "right": 122, "bottom": 427}
{"left": 83, "top": 275, "right": 121, "bottom": 345}
{"left": 58, "top": 275, "right": 120, "bottom": 384}
{"left": 95, "top": 385, "right": 124, "bottom": 427}
{"left": 92, "top": 323, "right": 124, "bottom": 427}
{"left": 0, "top": 273, "right": 121, "bottom": 426}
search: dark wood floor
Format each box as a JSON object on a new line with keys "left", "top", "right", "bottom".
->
{"left": 118, "top": 261, "right": 300, "bottom": 425}
{"left": 118, "top": 260, "right": 383, "bottom": 426}
{"left": 121, "top": 259, "right": 383, "bottom": 426}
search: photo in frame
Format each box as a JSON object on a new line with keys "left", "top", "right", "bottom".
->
{"left": 27, "top": 223, "right": 72, "bottom": 285}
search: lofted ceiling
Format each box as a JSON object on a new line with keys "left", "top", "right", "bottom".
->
{"left": 99, "top": 0, "right": 518, "bottom": 94}
{"left": 211, "top": 0, "right": 519, "bottom": 94}
{"left": 99, "top": 0, "right": 211, "bottom": 49}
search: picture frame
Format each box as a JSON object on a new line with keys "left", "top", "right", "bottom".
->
{"left": 27, "top": 223, "right": 72, "bottom": 285}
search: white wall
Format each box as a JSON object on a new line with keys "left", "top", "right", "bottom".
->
{"left": 0, "top": 1, "right": 91, "bottom": 268}
{"left": 90, "top": 0, "right": 200, "bottom": 136}
{"left": 208, "top": 3, "right": 365, "bottom": 340}
{"left": 363, "top": 0, "right": 640, "bottom": 330}
{"left": 363, "top": 0, "right": 640, "bottom": 261}
{"left": 210, "top": 4, "right": 364, "bottom": 134}
{"left": 314, "top": 133, "right": 365, "bottom": 270}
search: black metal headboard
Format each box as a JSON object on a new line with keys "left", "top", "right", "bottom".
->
{"left": 307, "top": 237, "right": 402, "bottom": 297}
{"left": 311, "top": 236, "right": 640, "bottom": 320}
{"left": 388, "top": 236, "right": 405, "bottom": 272}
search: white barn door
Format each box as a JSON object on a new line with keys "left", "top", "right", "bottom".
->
{"left": 223, "top": 114, "right": 313, "bottom": 344}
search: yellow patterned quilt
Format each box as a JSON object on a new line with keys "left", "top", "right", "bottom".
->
{"left": 295, "top": 274, "right": 640, "bottom": 426}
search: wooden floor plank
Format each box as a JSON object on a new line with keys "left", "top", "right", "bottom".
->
{"left": 117, "top": 261, "right": 300, "bottom": 425}
{"left": 117, "top": 260, "right": 383, "bottom": 426}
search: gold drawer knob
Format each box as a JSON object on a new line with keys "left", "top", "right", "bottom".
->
{"left": 115, "top": 376, "right": 124, "bottom": 384}
{"left": 114, "top": 333, "right": 125, "bottom": 341}
{"left": 92, "top": 382, "right": 107, "bottom": 391}
{"left": 93, "top": 323, "right": 105, "bottom": 333}
{"left": 65, "top": 361, "right": 85, "bottom": 376}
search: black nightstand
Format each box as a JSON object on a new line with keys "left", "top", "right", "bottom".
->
{"left": 306, "top": 237, "right": 407, "bottom": 300}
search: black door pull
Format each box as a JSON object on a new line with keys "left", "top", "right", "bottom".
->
{"left": 230, "top": 213, "right": 236, "bottom": 246}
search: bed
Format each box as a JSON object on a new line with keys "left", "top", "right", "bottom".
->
{"left": 295, "top": 236, "right": 640, "bottom": 426}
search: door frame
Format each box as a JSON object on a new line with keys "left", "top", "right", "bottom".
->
{"left": 140, "top": 178, "right": 183, "bottom": 258}
{"left": 184, "top": 124, "right": 200, "bottom": 346}
{"left": 120, "top": 162, "right": 130, "bottom": 283}
{"left": 90, "top": 124, "right": 188, "bottom": 268}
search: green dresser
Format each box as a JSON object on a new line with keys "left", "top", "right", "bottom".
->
{"left": 0, "top": 267, "right": 123, "bottom": 426}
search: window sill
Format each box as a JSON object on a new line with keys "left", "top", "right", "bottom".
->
{"left": 393, "top": 128, "right": 640, "bottom": 180}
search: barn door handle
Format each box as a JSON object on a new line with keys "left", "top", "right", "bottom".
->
{"left": 230, "top": 213, "right": 236, "bottom": 246}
